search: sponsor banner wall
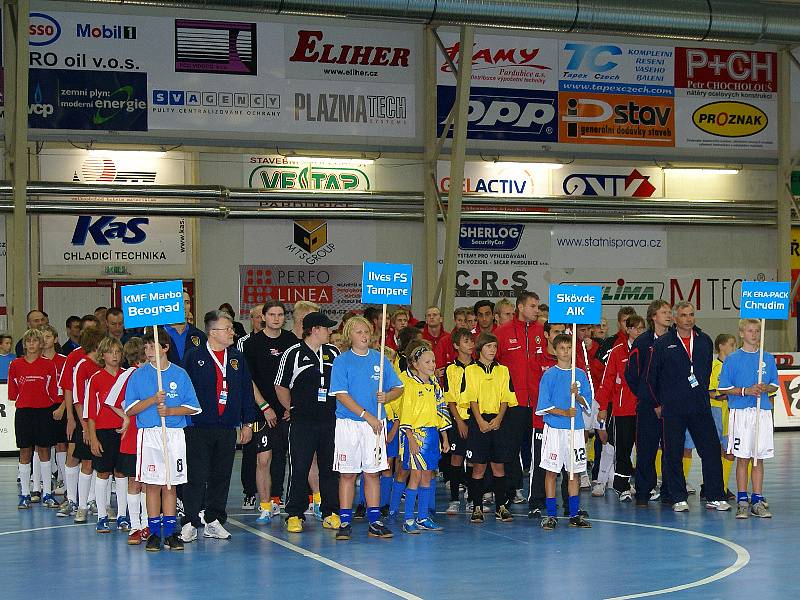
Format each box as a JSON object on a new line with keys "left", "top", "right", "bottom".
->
{"left": 239, "top": 264, "right": 362, "bottom": 325}
{"left": 0, "top": 385, "right": 16, "bottom": 452}
{"left": 554, "top": 166, "right": 663, "bottom": 198}
{"left": 774, "top": 368, "right": 800, "bottom": 428}
{"left": 437, "top": 161, "right": 551, "bottom": 197}
{"left": 550, "top": 268, "right": 777, "bottom": 318}
{"left": 244, "top": 155, "right": 376, "bottom": 191}
{"left": 550, "top": 225, "right": 667, "bottom": 268}
{"left": 0, "top": 216, "right": 6, "bottom": 331}
{"left": 674, "top": 48, "right": 777, "bottom": 150}
{"left": 558, "top": 40, "right": 675, "bottom": 97}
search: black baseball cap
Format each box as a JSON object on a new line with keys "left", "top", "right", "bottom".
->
{"left": 303, "top": 312, "right": 337, "bottom": 329}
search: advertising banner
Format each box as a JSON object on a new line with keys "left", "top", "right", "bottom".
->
{"left": 553, "top": 166, "right": 663, "bottom": 198}
{"left": 245, "top": 155, "right": 375, "bottom": 191}
{"left": 674, "top": 48, "right": 777, "bottom": 150}
{"left": 550, "top": 225, "right": 667, "bottom": 268}
{"left": 437, "top": 161, "right": 551, "bottom": 197}
{"left": 774, "top": 369, "right": 800, "bottom": 429}
{"left": 0, "top": 385, "right": 16, "bottom": 453}
{"left": 0, "top": 217, "right": 5, "bottom": 331}
{"left": 239, "top": 264, "right": 362, "bottom": 324}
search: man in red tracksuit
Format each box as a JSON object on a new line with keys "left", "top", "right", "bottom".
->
{"left": 597, "top": 315, "right": 647, "bottom": 502}
{"left": 495, "top": 292, "right": 546, "bottom": 506}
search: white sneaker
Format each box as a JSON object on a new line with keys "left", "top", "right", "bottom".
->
{"left": 305, "top": 502, "right": 315, "bottom": 515}
{"left": 706, "top": 500, "right": 731, "bottom": 512}
{"left": 686, "top": 483, "right": 696, "bottom": 495}
{"left": 180, "top": 522, "right": 198, "bottom": 542}
{"left": 591, "top": 483, "right": 606, "bottom": 497}
{"left": 580, "top": 473, "right": 591, "bottom": 490}
{"left": 650, "top": 488, "right": 661, "bottom": 501}
{"left": 203, "top": 519, "right": 232, "bottom": 539}
{"left": 673, "top": 501, "right": 689, "bottom": 512}
{"left": 619, "top": 490, "right": 633, "bottom": 503}
{"left": 446, "top": 501, "right": 460, "bottom": 515}
{"left": 271, "top": 503, "right": 282, "bottom": 516}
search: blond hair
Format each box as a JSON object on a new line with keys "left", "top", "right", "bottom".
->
{"left": 96, "top": 336, "right": 123, "bottom": 368}
{"left": 342, "top": 316, "right": 373, "bottom": 348}
{"left": 22, "top": 328, "right": 44, "bottom": 344}
{"left": 738, "top": 318, "right": 761, "bottom": 332}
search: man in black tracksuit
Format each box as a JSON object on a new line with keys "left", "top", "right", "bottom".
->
{"left": 625, "top": 300, "right": 672, "bottom": 506}
{"left": 642, "top": 302, "right": 728, "bottom": 511}
{"left": 181, "top": 310, "right": 258, "bottom": 541}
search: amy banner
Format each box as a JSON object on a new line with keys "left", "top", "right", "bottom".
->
{"left": 239, "top": 264, "right": 363, "bottom": 324}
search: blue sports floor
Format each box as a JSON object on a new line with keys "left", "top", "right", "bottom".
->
{"left": 2, "top": 432, "right": 798, "bottom": 600}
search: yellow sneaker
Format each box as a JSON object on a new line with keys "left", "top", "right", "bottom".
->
{"left": 286, "top": 516, "right": 303, "bottom": 533}
{"left": 322, "top": 514, "right": 341, "bottom": 530}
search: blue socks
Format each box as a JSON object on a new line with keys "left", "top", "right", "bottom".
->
{"left": 428, "top": 479, "right": 437, "bottom": 511}
{"left": 404, "top": 488, "right": 418, "bottom": 521}
{"left": 568, "top": 495, "right": 579, "bottom": 518}
{"left": 379, "top": 475, "right": 393, "bottom": 507}
{"left": 366, "top": 506, "right": 381, "bottom": 524}
{"left": 417, "top": 486, "right": 430, "bottom": 520}
{"left": 162, "top": 515, "right": 177, "bottom": 537}
{"left": 738, "top": 491, "right": 749, "bottom": 503}
{"left": 752, "top": 493, "right": 764, "bottom": 505}
{"left": 546, "top": 497, "right": 557, "bottom": 518}
{"left": 339, "top": 508, "right": 353, "bottom": 526}
{"left": 389, "top": 479, "right": 406, "bottom": 514}
{"left": 148, "top": 516, "right": 161, "bottom": 537}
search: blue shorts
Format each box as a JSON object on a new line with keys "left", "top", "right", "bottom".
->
{"left": 710, "top": 406, "right": 726, "bottom": 446}
{"left": 386, "top": 420, "right": 399, "bottom": 459}
{"left": 684, "top": 430, "right": 695, "bottom": 450}
{"left": 400, "top": 426, "right": 441, "bottom": 471}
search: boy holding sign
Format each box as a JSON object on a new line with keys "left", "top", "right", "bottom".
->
{"left": 718, "top": 319, "right": 778, "bottom": 519}
{"left": 124, "top": 328, "right": 201, "bottom": 551}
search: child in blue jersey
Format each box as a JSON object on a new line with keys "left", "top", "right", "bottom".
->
{"left": 535, "top": 333, "right": 592, "bottom": 530}
{"left": 124, "top": 328, "right": 201, "bottom": 551}
{"left": 718, "top": 319, "right": 778, "bottom": 519}
{"left": 331, "top": 317, "right": 403, "bottom": 540}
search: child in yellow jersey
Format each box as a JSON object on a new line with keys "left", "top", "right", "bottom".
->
{"left": 459, "top": 332, "right": 517, "bottom": 524}
{"left": 709, "top": 333, "right": 737, "bottom": 500}
{"left": 442, "top": 328, "right": 475, "bottom": 515}
{"left": 397, "top": 342, "right": 451, "bottom": 533}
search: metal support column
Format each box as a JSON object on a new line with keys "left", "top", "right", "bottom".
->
{"left": 423, "top": 26, "right": 439, "bottom": 310}
{"left": 3, "top": 0, "right": 30, "bottom": 339}
{"left": 778, "top": 49, "right": 794, "bottom": 350}
{"left": 440, "top": 26, "right": 473, "bottom": 330}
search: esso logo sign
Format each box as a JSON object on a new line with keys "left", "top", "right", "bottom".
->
{"left": 29, "top": 13, "right": 61, "bottom": 46}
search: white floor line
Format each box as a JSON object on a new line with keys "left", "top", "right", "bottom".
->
{"left": 594, "top": 518, "right": 751, "bottom": 600}
{"left": 228, "top": 518, "right": 422, "bottom": 600}
{"left": 0, "top": 523, "right": 83, "bottom": 536}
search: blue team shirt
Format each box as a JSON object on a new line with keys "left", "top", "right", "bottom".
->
{"left": 0, "top": 353, "right": 14, "bottom": 380}
{"left": 330, "top": 349, "right": 403, "bottom": 421}
{"left": 718, "top": 349, "right": 778, "bottom": 410}
{"left": 535, "top": 366, "right": 593, "bottom": 430}
{"left": 123, "top": 362, "right": 201, "bottom": 429}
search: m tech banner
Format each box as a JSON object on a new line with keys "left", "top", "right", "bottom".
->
{"left": 550, "top": 225, "right": 667, "bottom": 268}
{"left": 674, "top": 48, "right": 777, "bottom": 151}
{"left": 121, "top": 280, "right": 185, "bottom": 329}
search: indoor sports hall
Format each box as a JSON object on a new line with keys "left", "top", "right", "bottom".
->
{"left": 2, "top": 1, "right": 800, "bottom": 599}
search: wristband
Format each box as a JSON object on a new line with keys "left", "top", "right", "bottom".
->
{"left": 258, "top": 402, "right": 269, "bottom": 411}
{"left": 742, "top": 387, "right": 746, "bottom": 397}
{"left": 360, "top": 409, "right": 366, "bottom": 418}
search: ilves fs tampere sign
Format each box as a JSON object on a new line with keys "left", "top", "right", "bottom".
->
{"left": 121, "top": 280, "right": 185, "bottom": 329}
{"left": 549, "top": 285, "right": 603, "bottom": 324}
{"left": 740, "top": 281, "right": 790, "bottom": 320}
{"left": 361, "top": 262, "right": 413, "bottom": 304}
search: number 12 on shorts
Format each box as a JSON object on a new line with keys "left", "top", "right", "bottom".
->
{"left": 573, "top": 448, "right": 586, "bottom": 461}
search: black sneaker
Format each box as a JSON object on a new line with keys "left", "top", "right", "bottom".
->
{"left": 528, "top": 508, "right": 541, "bottom": 519}
{"left": 541, "top": 516, "right": 558, "bottom": 530}
{"left": 145, "top": 534, "right": 161, "bottom": 552}
{"left": 353, "top": 504, "right": 366, "bottom": 521}
{"left": 368, "top": 520, "right": 393, "bottom": 538}
{"left": 563, "top": 508, "right": 589, "bottom": 517}
{"left": 164, "top": 533, "right": 184, "bottom": 551}
{"left": 495, "top": 505, "right": 514, "bottom": 522}
{"left": 470, "top": 506, "right": 484, "bottom": 524}
{"left": 380, "top": 505, "right": 390, "bottom": 519}
{"left": 569, "top": 515, "right": 592, "bottom": 528}
{"left": 335, "top": 523, "right": 352, "bottom": 541}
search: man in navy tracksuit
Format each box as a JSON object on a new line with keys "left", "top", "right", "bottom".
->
{"left": 625, "top": 300, "right": 672, "bottom": 507}
{"left": 642, "top": 301, "right": 729, "bottom": 512}
{"left": 180, "top": 310, "right": 259, "bottom": 542}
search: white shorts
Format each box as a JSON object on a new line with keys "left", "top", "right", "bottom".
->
{"left": 136, "top": 427, "right": 188, "bottom": 486}
{"left": 333, "top": 418, "right": 388, "bottom": 474}
{"left": 540, "top": 424, "right": 587, "bottom": 474}
{"left": 727, "top": 407, "right": 774, "bottom": 460}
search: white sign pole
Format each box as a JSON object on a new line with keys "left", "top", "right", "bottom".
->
{"left": 375, "top": 303, "right": 387, "bottom": 463}
{"left": 754, "top": 318, "right": 766, "bottom": 467}
{"left": 569, "top": 324, "right": 577, "bottom": 480}
{"left": 153, "top": 326, "right": 171, "bottom": 490}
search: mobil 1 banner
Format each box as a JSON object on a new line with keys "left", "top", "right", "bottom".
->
{"left": 239, "top": 264, "right": 362, "bottom": 324}
{"left": 437, "top": 85, "right": 558, "bottom": 142}
{"left": 437, "top": 222, "right": 549, "bottom": 302}
{"left": 39, "top": 215, "right": 189, "bottom": 266}
{"left": 28, "top": 68, "right": 147, "bottom": 131}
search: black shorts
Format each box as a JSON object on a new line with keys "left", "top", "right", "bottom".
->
{"left": 448, "top": 421, "right": 469, "bottom": 457}
{"left": 51, "top": 404, "right": 68, "bottom": 444}
{"left": 70, "top": 419, "right": 93, "bottom": 462}
{"left": 253, "top": 420, "right": 273, "bottom": 453}
{"left": 15, "top": 407, "right": 54, "bottom": 449}
{"left": 117, "top": 453, "right": 137, "bottom": 478}
{"left": 466, "top": 413, "right": 512, "bottom": 465}
{"left": 92, "top": 429, "right": 122, "bottom": 474}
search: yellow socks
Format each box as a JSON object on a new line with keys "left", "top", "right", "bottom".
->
{"left": 312, "top": 492, "right": 321, "bottom": 505}
{"left": 682, "top": 456, "right": 692, "bottom": 480}
{"left": 722, "top": 457, "right": 734, "bottom": 490}
{"left": 655, "top": 448, "right": 662, "bottom": 478}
